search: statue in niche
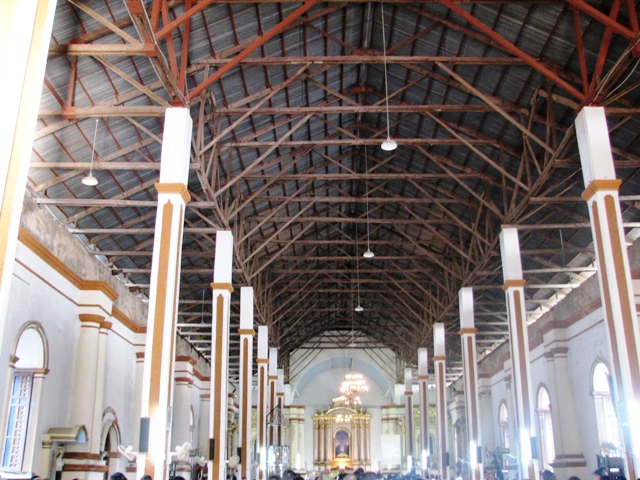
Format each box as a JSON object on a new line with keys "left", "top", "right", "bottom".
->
{"left": 334, "top": 429, "right": 350, "bottom": 458}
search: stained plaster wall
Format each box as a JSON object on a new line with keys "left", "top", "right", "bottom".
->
{"left": 0, "top": 193, "right": 210, "bottom": 475}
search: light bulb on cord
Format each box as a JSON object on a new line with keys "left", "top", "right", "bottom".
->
{"left": 381, "top": 138, "right": 397, "bottom": 151}
{"left": 363, "top": 146, "right": 374, "bottom": 258}
{"left": 355, "top": 304, "right": 364, "bottom": 313}
{"left": 82, "top": 119, "right": 100, "bottom": 186}
{"left": 379, "top": 1, "right": 397, "bottom": 152}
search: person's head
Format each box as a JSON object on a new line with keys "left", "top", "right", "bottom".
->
{"left": 111, "top": 473, "right": 128, "bottom": 480}
{"left": 141, "top": 475, "right": 152, "bottom": 480}
{"left": 568, "top": 476, "right": 581, "bottom": 480}
{"left": 174, "top": 476, "right": 186, "bottom": 480}
{"left": 541, "top": 471, "right": 556, "bottom": 480}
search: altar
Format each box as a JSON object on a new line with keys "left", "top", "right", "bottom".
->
{"left": 312, "top": 406, "right": 372, "bottom": 471}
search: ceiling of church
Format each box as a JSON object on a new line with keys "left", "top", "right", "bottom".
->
{"left": 30, "top": 0, "right": 640, "bottom": 381}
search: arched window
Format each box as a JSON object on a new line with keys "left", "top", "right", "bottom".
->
{"left": 2, "top": 324, "right": 48, "bottom": 473}
{"left": 498, "top": 402, "right": 509, "bottom": 450}
{"left": 537, "top": 387, "right": 555, "bottom": 470}
{"left": 592, "top": 362, "right": 621, "bottom": 456}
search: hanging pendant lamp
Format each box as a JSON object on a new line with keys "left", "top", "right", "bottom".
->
{"left": 355, "top": 229, "right": 364, "bottom": 312}
{"left": 82, "top": 119, "right": 100, "bottom": 186}
{"left": 380, "top": 1, "right": 397, "bottom": 152}
{"left": 363, "top": 146, "right": 374, "bottom": 258}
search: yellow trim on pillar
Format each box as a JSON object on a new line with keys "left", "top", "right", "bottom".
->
{"left": 155, "top": 182, "right": 191, "bottom": 202}
{"left": 257, "top": 359, "right": 269, "bottom": 364}
{"left": 100, "top": 321, "right": 113, "bottom": 330}
{"left": 433, "top": 356, "right": 447, "bottom": 361}
{"left": 238, "top": 329, "right": 255, "bottom": 336}
{"left": 211, "top": 282, "right": 234, "bottom": 293}
{"left": 459, "top": 327, "right": 477, "bottom": 335}
{"left": 582, "top": 179, "right": 622, "bottom": 201}
{"left": 503, "top": 279, "right": 526, "bottom": 291}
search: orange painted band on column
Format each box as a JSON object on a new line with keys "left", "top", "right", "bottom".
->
{"left": 239, "top": 329, "right": 255, "bottom": 336}
{"left": 241, "top": 337, "right": 250, "bottom": 475}
{"left": 582, "top": 179, "right": 621, "bottom": 202}
{"left": 211, "top": 282, "right": 234, "bottom": 293}
{"left": 421, "top": 386, "right": 429, "bottom": 452}
{"left": 466, "top": 335, "right": 479, "bottom": 445}
{"left": 79, "top": 314, "right": 104, "bottom": 324}
{"left": 258, "top": 364, "right": 266, "bottom": 480}
{"left": 605, "top": 195, "right": 640, "bottom": 398}
{"left": 155, "top": 182, "right": 191, "bottom": 203}
{"left": 433, "top": 356, "right": 446, "bottom": 361}
{"left": 146, "top": 200, "right": 174, "bottom": 475}
{"left": 503, "top": 279, "right": 526, "bottom": 290}
{"left": 257, "top": 359, "right": 269, "bottom": 364}
{"left": 592, "top": 202, "right": 623, "bottom": 386}
{"left": 100, "top": 321, "right": 113, "bottom": 330}
{"left": 165, "top": 206, "right": 184, "bottom": 466}
{"left": 513, "top": 289, "right": 532, "bottom": 429}
{"left": 212, "top": 293, "right": 225, "bottom": 476}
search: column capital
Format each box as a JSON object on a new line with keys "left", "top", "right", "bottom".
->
{"left": 211, "top": 282, "right": 234, "bottom": 293}
{"left": 79, "top": 313, "right": 104, "bottom": 324}
{"left": 543, "top": 347, "right": 569, "bottom": 359}
{"left": 99, "top": 321, "right": 112, "bottom": 331}
{"left": 503, "top": 279, "right": 526, "bottom": 291}
{"left": 155, "top": 182, "right": 191, "bottom": 202}
{"left": 582, "top": 179, "right": 621, "bottom": 201}
{"left": 459, "top": 327, "right": 477, "bottom": 335}
{"left": 433, "top": 355, "right": 447, "bottom": 362}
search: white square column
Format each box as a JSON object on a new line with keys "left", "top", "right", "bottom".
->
{"left": 0, "top": 0, "right": 57, "bottom": 366}
{"left": 417, "top": 348, "right": 430, "bottom": 476}
{"left": 239, "top": 287, "right": 255, "bottom": 479}
{"left": 500, "top": 228, "right": 537, "bottom": 480}
{"left": 459, "top": 287, "right": 482, "bottom": 480}
{"left": 208, "top": 230, "right": 234, "bottom": 480}
{"left": 576, "top": 106, "right": 640, "bottom": 478}
{"left": 404, "top": 368, "right": 414, "bottom": 469}
{"left": 256, "top": 326, "right": 269, "bottom": 480}
{"left": 433, "top": 323, "right": 448, "bottom": 480}
{"left": 138, "top": 107, "right": 192, "bottom": 480}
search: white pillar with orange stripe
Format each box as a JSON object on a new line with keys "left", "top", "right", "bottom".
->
{"left": 459, "top": 287, "right": 482, "bottom": 480}
{"left": 404, "top": 368, "right": 414, "bottom": 469}
{"left": 576, "top": 106, "right": 640, "bottom": 478}
{"left": 433, "top": 323, "right": 448, "bottom": 480}
{"left": 268, "top": 347, "right": 278, "bottom": 448}
{"left": 276, "top": 369, "right": 285, "bottom": 447}
{"left": 208, "top": 230, "right": 234, "bottom": 480}
{"left": 137, "top": 107, "right": 192, "bottom": 480}
{"left": 239, "top": 286, "right": 255, "bottom": 480}
{"left": 0, "top": 0, "right": 57, "bottom": 345}
{"left": 417, "top": 348, "right": 429, "bottom": 476}
{"left": 500, "top": 227, "right": 537, "bottom": 480}
{"left": 256, "top": 326, "right": 269, "bottom": 480}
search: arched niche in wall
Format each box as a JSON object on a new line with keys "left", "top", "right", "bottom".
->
{"left": 2, "top": 322, "right": 48, "bottom": 474}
